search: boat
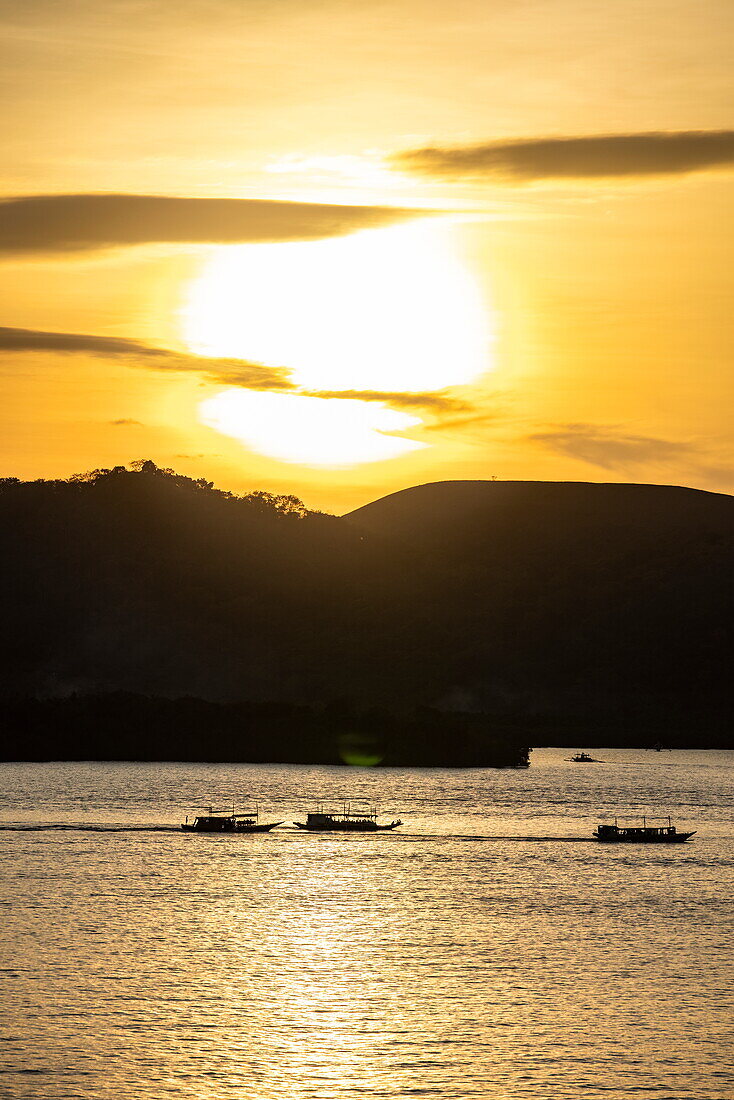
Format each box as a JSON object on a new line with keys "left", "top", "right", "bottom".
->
{"left": 570, "top": 752, "right": 600, "bottom": 762}
{"left": 293, "top": 801, "right": 403, "bottom": 832}
{"left": 593, "top": 816, "right": 695, "bottom": 843}
{"left": 181, "top": 805, "right": 283, "bottom": 833}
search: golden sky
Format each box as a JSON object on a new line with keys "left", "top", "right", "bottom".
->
{"left": 1, "top": 0, "right": 732, "bottom": 512}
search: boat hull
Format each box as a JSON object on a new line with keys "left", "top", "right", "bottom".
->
{"left": 293, "top": 821, "right": 402, "bottom": 832}
{"left": 181, "top": 821, "right": 283, "bottom": 833}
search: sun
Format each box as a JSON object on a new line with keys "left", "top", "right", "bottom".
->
{"left": 182, "top": 219, "right": 492, "bottom": 465}
{"left": 199, "top": 389, "right": 425, "bottom": 468}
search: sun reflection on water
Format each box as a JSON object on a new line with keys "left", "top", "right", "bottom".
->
{"left": 3, "top": 757, "right": 730, "bottom": 1099}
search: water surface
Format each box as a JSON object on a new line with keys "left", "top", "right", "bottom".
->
{"left": 1, "top": 749, "right": 732, "bottom": 1099}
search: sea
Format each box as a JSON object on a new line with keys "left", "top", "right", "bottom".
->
{"left": 0, "top": 749, "right": 732, "bottom": 1100}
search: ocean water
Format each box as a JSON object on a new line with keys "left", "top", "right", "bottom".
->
{"left": 0, "top": 749, "right": 732, "bottom": 1100}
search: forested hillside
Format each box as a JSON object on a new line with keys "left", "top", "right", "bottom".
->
{"left": 0, "top": 464, "right": 730, "bottom": 757}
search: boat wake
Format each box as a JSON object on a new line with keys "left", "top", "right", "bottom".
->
{"left": 0, "top": 824, "right": 599, "bottom": 841}
{"left": 0, "top": 823, "right": 179, "bottom": 832}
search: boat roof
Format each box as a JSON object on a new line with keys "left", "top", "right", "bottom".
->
{"left": 194, "top": 805, "right": 258, "bottom": 818}
{"left": 309, "top": 800, "right": 379, "bottom": 818}
{"left": 600, "top": 815, "right": 677, "bottom": 828}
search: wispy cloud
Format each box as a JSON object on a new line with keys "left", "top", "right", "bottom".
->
{"left": 392, "top": 130, "right": 734, "bottom": 183}
{"left": 0, "top": 193, "right": 433, "bottom": 255}
{"left": 421, "top": 409, "right": 500, "bottom": 434}
{"left": 110, "top": 418, "right": 143, "bottom": 426}
{"left": 529, "top": 423, "right": 734, "bottom": 492}
{"left": 530, "top": 423, "right": 693, "bottom": 471}
{"left": 0, "top": 325, "right": 468, "bottom": 414}
{"left": 301, "top": 388, "right": 469, "bottom": 413}
{"left": 1, "top": 326, "right": 170, "bottom": 357}
{"left": 0, "top": 325, "right": 296, "bottom": 391}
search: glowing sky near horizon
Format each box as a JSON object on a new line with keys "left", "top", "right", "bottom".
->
{"left": 0, "top": 0, "right": 731, "bottom": 509}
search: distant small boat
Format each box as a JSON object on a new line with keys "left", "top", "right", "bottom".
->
{"left": 293, "top": 801, "right": 403, "bottom": 832}
{"left": 570, "top": 752, "right": 601, "bottom": 762}
{"left": 181, "top": 805, "right": 283, "bottom": 833}
{"left": 593, "top": 816, "right": 695, "bottom": 843}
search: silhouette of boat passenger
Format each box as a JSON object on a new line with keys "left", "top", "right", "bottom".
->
{"left": 293, "top": 801, "right": 403, "bottom": 831}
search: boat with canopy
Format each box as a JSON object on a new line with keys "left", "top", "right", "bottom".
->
{"left": 593, "top": 816, "right": 695, "bottom": 843}
{"left": 181, "top": 804, "right": 283, "bottom": 833}
{"left": 293, "top": 801, "right": 403, "bottom": 832}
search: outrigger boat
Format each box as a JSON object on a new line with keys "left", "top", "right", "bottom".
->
{"left": 593, "top": 816, "right": 695, "bottom": 843}
{"left": 181, "top": 804, "right": 283, "bottom": 833}
{"left": 293, "top": 801, "right": 403, "bottom": 832}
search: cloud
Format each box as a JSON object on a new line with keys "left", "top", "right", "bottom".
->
{"left": 301, "top": 388, "right": 469, "bottom": 413}
{"left": 391, "top": 130, "right": 734, "bottom": 183}
{"left": 0, "top": 193, "right": 432, "bottom": 255}
{"left": 532, "top": 423, "right": 734, "bottom": 492}
{"left": 0, "top": 325, "right": 296, "bottom": 391}
{"left": 110, "top": 418, "right": 143, "bottom": 426}
{"left": 0, "top": 326, "right": 167, "bottom": 357}
{"left": 421, "top": 409, "right": 499, "bottom": 434}
{"left": 0, "top": 325, "right": 478, "bottom": 415}
{"left": 530, "top": 423, "right": 693, "bottom": 471}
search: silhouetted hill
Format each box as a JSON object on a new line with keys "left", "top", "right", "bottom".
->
{"left": 0, "top": 467, "right": 731, "bottom": 756}
{"left": 346, "top": 480, "right": 732, "bottom": 742}
{"left": 0, "top": 462, "right": 357, "bottom": 701}
{"left": 347, "top": 479, "right": 733, "bottom": 549}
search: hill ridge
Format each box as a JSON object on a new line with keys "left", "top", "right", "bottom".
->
{"left": 0, "top": 466, "right": 731, "bottom": 750}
